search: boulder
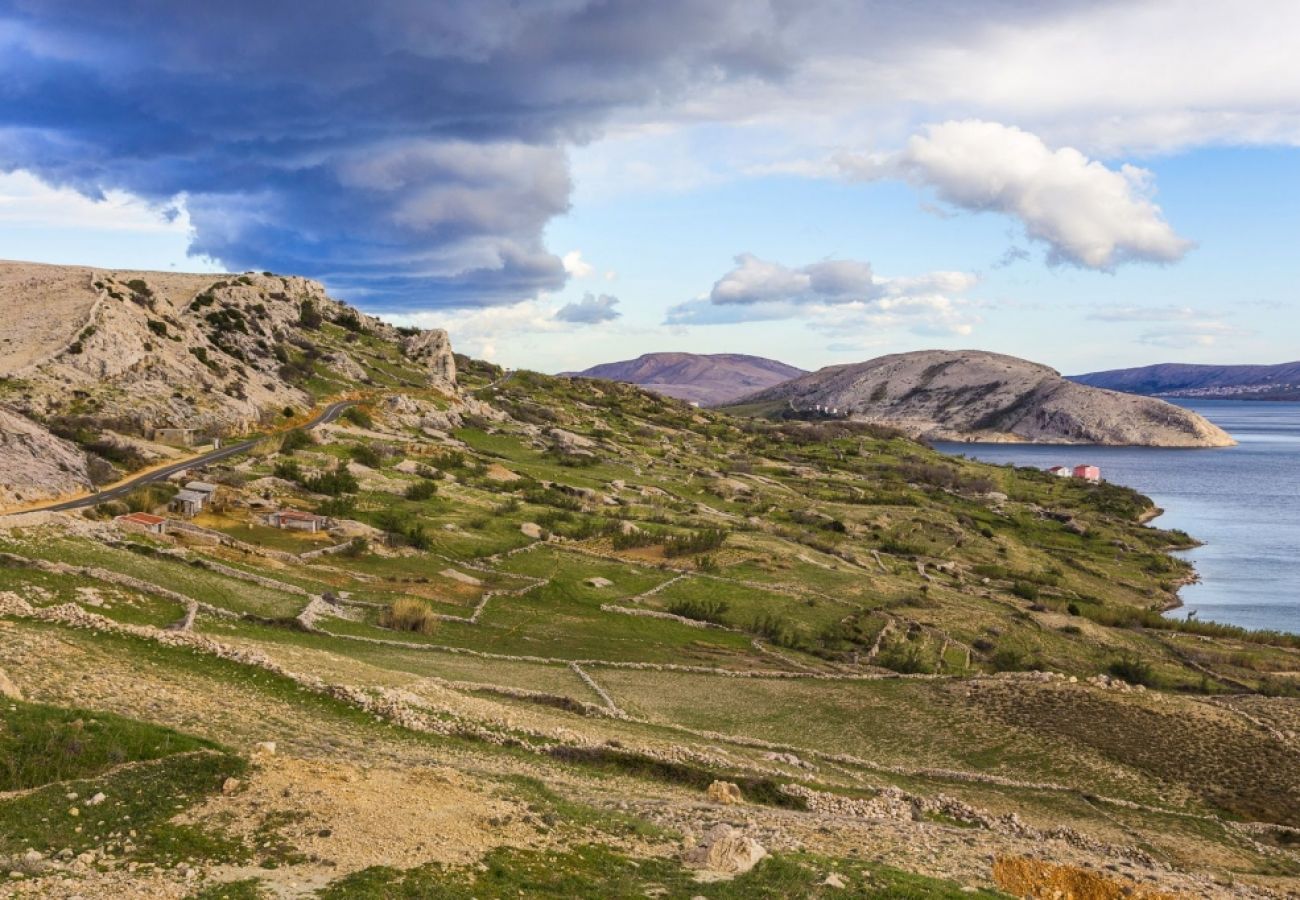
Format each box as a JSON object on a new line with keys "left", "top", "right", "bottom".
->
{"left": 706, "top": 780, "right": 744, "bottom": 805}
{"left": 584, "top": 577, "right": 614, "bottom": 588}
{"left": 0, "top": 667, "right": 22, "bottom": 700}
{"left": 520, "top": 522, "right": 543, "bottom": 539}
{"left": 682, "top": 824, "right": 767, "bottom": 875}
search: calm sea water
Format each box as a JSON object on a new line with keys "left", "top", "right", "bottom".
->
{"left": 933, "top": 400, "right": 1300, "bottom": 635}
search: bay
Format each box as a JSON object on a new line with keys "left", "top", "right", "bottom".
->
{"left": 933, "top": 400, "right": 1300, "bottom": 635}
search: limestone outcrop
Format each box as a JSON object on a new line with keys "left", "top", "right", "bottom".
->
{"left": 741, "top": 349, "right": 1235, "bottom": 447}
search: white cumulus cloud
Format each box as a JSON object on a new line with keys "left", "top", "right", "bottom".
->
{"left": 836, "top": 120, "right": 1194, "bottom": 270}
{"left": 666, "top": 253, "right": 980, "bottom": 338}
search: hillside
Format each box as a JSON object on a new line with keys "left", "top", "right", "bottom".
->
{"left": 1073, "top": 360, "right": 1300, "bottom": 400}
{"left": 563, "top": 352, "right": 805, "bottom": 405}
{"left": 734, "top": 349, "right": 1236, "bottom": 447}
{"left": 0, "top": 268, "right": 1297, "bottom": 897}
{"left": 0, "top": 260, "right": 456, "bottom": 507}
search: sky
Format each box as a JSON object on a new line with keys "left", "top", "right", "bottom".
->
{"left": 2, "top": 1, "right": 1298, "bottom": 376}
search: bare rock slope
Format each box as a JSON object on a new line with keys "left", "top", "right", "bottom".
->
{"left": 740, "top": 350, "right": 1235, "bottom": 447}
{"left": 0, "top": 259, "right": 455, "bottom": 506}
{"left": 564, "top": 352, "right": 805, "bottom": 406}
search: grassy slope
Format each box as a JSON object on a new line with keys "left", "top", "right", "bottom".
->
{"left": 0, "top": 356, "right": 1297, "bottom": 895}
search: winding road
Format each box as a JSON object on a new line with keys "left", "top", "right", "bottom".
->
{"left": 26, "top": 400, "right": 355, "bottom": 513}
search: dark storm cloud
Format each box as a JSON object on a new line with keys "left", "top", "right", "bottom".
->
{"left": 0, "top": 0, "right": 1093, "bottom": 307}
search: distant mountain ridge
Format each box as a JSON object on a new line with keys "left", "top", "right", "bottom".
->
{"left": 735, "top": 349, "right": 1235, "bottom": 447}
{"left": 563, "top": 352, "right": 806, "bottom": 406}
{"left": 1072, "top": 361, "right": 1300, "bottom": 400}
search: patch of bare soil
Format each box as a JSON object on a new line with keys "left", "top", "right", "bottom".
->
{"left": 0, "top": 260, "right": 98, "bottom": 375}
{"left": 183, "top": 753, "right": 542, "bottom": 896}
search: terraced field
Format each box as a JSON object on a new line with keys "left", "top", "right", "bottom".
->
{"left": 1, "top": 358, "right": 1298, "bottom": 897}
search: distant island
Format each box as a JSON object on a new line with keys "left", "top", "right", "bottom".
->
{"left": 728, "top": 349, "right": 1235, "bottom": 447}
{"left": 1072, "top": 360, "right": 1300, "bottom": 400}
{"left": 562, "top": 352, "right": 806, "bottom": 406}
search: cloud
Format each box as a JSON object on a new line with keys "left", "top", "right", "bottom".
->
{"left": 1087, "top": 304, "right": 1205, "bottom": 322}
{"left": 1137, "top": 322, "right": 1253, "bottom": 348}
{"left": 556, "top": 292, "right": 621, "bottom": 324}
{"left": 0, "top": 1, "right": 819, "bottom": 307}
{"left": 667, "top": 253, "right": 980, "bottom": 337}
{"left": 562, "top": 251, "right": 595, "bottom": 278}
{"left": 837, "top": 121, "right": 1194, "bottom": 270}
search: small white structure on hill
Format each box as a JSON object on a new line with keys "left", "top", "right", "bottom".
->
{"left": 1047, "top": 466, "right": 1071, "bottom": 477}
{"left": 267, "top": 509, "right": 327, "bottom": 533}
{"left": 170, "top": 490, "right": 208, "bottom": 517}
{"left": 115, "top": 512, "right": 167, "bottom": 535}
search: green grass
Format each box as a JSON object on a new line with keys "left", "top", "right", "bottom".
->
{"left": 317, "top": 844, "right": 1006, "bottom": 898}
{"left": 0, "top": 699, "right": 221, "bottom": 791}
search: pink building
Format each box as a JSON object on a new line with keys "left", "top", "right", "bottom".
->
{"left": 1072, "top": 464, "right": 1102, "bottom": 482}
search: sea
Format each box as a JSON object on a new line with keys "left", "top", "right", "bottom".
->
{"left": 933, "top": 400, "right": 1300, "bottom": 635}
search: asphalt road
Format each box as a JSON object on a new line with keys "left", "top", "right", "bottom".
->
{"left": 29, "top": 399, "right": 354, "bottom": 513}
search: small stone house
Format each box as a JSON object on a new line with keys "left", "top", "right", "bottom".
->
{"left": 170, "top": 489, "right": 208, "bottom": 517}
{"left": 185, "top": 481, "right": 219, "bottom": 501}
{"left": 266, "top": 509, "right": 327, "bottom": 533}
{"left": 152, "top": 427, "right": 197, "bottom": 447}
{"left": 115, "top": 512, "right": 167, "bottom": 535}
{"left": 1047, "top": 466, "right": 1071, "bottom": 477}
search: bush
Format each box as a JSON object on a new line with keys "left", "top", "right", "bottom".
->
{"left": 1109, "top": 653, "right": 1158, "bottom": 687}
{"left": 663, "top": 528, "right": 727, "bottom": 558}
{"left": 298, "top": 300, "right": 323, "bottom": 329}
{"left": 665, "top": 597, "right": 729, "bottom": 625}
{"left": 316, "top": 496, "right": 356, "bottom": 517}
{"left": 349, "top": 444, "right": 384, "bottom": 469}
{"left": 279, "top": 429, "right": 315, "bottom": 454}
{"left": 404, "top": 480, "right": 438, "bottom": 501}
{"left": 378, "top": 599, "right": 439, "bottom": 635}
{"left": 273, "top": 459, "right": 303, "bottom": 482}
{"left": 1011, "top": 581, "right": 1040, "bottom": 601}
{"left": 302, "top": 465, "right": 359, "bottom": 496}
{"left": 341, "top": 407, "right": 373, "bottom": 429}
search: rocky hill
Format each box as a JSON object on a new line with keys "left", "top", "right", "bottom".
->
{"left": 0, "top": 288, "right": 1297, "bottom": 896}
{"left": 0, "top": 260, "right": 456, "bottom": 506}
{"left": 563, "top": 352, "right": 805, "bottom": 405}
{"left": 736, "top": 349, "right": 1235, "bottom": 447}
{"left": 1073, "top": 360, "right": 1300, "bottom": 400}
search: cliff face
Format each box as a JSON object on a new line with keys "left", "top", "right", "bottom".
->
{"left": 742, "top": 349, "right": 1236, "bottom": 447}
{"left": 0, "top": 406, "right": 92, "bottom": 507}
{"left": 564, "top": 352, "right": 805, "bottom": 406}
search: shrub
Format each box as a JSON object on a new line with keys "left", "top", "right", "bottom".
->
{"left": 341, "top": 407, "right": 373, "bottom": 429}
{"left": 349, "top": 444, "right": 384, "bottom": 469}
{"left": 665, "top": 597, "right": 729, "bottom": 625}
{"left": 404, "top": 480, "right": 438, "bottom": 501}
{"left": 279, "top": 429, "right": 315, "bottom": 454}
{"left": 298, "top": 300, "right": 323, "bottom": 329}
{"left": 378, "top": 599, "right": 440, "bottom": 635}
{"left": 302, "top": 465, "right": 359, "bottom": 496}
{"left": 663, "top": 527, "right": 727, "bottom": 558}
{"left": 316, "top": 496, "right": 356, "bottom": 517}
{"left": 273, "top": 459, "right": 303, "bottom": 482}
{"left": 1109, "top": 653, "right": 1158, "bottom": 687}
{"left": 340, "top": 537, "right": 369, "bottom": 558}
{"left": 1011, "top": 581, "right": 1040, "bottom": 601}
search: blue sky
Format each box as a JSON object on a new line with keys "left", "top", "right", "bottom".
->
{"left": 3, "top": 1, "right": 1298, "bottom": 376}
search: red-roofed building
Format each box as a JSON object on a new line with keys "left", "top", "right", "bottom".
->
{"left": 266, "top": 509, "right": 327, "bottom": 533}
{"left": 115, "top": 512, "right": 167, "bottom": 535}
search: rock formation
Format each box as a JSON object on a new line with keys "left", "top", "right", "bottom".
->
{"left": 403, "top": 328, "right": 457, "bottom": 391}
{"left": 740, "top": 349, "right": 1235, "bottom": 447}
